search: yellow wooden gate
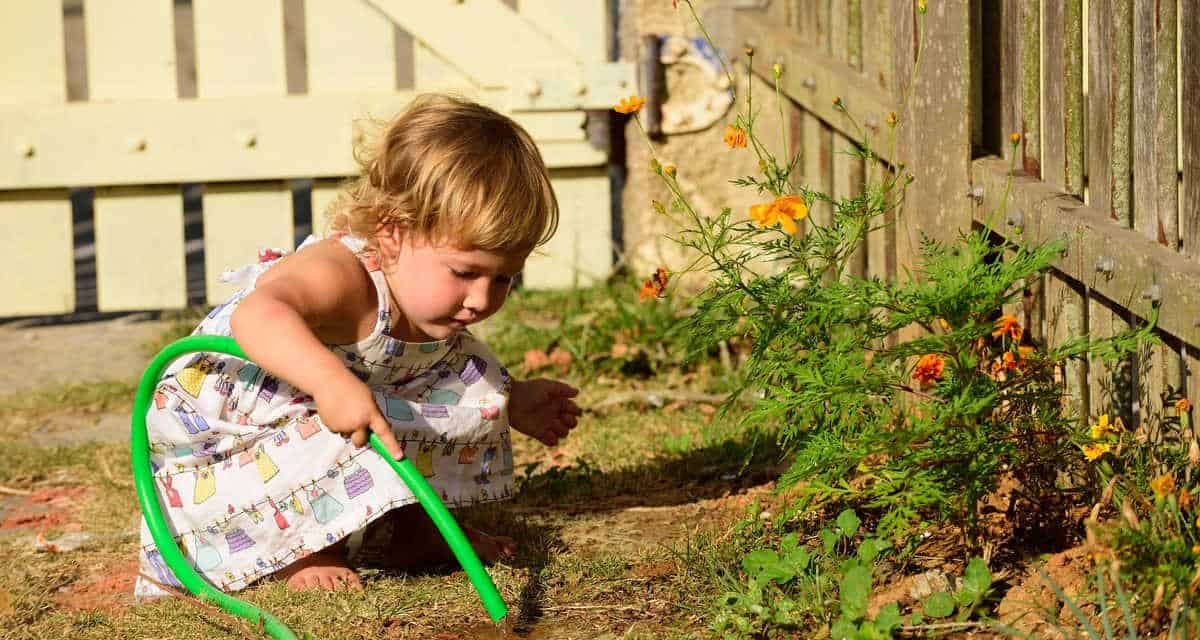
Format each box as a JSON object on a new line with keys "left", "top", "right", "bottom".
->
{"left": 0, "top": 0, "right": 633, "bottom": 317}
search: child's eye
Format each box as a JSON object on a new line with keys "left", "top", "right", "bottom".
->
{"left": 451, "top": 269, "right": 476, "bottom": 279}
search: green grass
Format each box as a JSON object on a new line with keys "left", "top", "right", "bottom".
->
{"left": 0, "top": 289, "right": 774, "bottom": 638}
{"left": 0, "top": 402, "right": 776, "bottom": 639}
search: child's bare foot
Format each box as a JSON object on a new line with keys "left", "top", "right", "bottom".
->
{"left": 356, "top": 504, "right": 516, "bottom": 570}
{"left": 463, "top": 525, "right": 518, "bottom": 563}
{"left": 277, "top": 546, "right": 363, "bottom": 591}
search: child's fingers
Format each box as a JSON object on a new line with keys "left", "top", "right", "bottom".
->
{"left": 369, "top": 415, "right": 404, "bottom": 459}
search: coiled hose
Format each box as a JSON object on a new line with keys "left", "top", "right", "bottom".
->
{"left": 131, "top": 335, "right": 508, "bottom": 639}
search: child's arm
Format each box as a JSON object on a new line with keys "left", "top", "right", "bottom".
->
{"left": 229, "top": 240, "right": 404, "bottom": 457}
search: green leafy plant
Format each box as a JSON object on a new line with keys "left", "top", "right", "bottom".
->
{"left": 630, "top": 0, "right": 1147, "bottom": 551}
{"left": 713, "top": 509, "right": 898, "bottom": 639}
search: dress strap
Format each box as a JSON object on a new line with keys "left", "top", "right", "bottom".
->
{"left": 333, "top": 233, "right": 394, "bottom": 338}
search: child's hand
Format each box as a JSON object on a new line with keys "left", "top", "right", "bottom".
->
{"left": 508, "top": 378, "right": 581, "bottom": 447}
{"left": 312, "top": 375, "right": 404, "bottom": 458}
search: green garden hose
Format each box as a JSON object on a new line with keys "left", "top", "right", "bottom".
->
{"left": 131, "top": 335, "right": 508, "bottom": 639}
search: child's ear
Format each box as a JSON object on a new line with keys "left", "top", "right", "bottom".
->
{"left": 376, "top": 224, "right": 404, "bottom": 258}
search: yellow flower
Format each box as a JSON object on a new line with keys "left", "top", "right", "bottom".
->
{"left": 1010, "top": 132, "right": 1021, "bottom": 145}
{"left": 614, "top": 95, "right": 646, "bottom": 114}
{"left": 651, "top": 199, "right": 666, "bottom": 215}
{"left": 917, "top": 0, "right": 927, "bottom": 14}
{"left": 772, "top": 63, "right": 783, "bottom": 78}
{"left": 723, "top": 125, "right": 747, "bottom": 149}
{"left": 1193, "top": 544, "right": 1200, "bottom": 554}
{"left": 887, "top": 112, "right": 898, "bottom": 127}
{"left": 663, "top": 164, "right": 677, "bottom": 178}
{"left": 749, "top": 195, "right": 808, "bottom": 235}
{"left": 1178, "top": 398, "right": 1192, "bottom": 413}
{"left": 1081, "top": 442, "right": 1110, "bottom": 461}
{"left": 1090, "top": 414, "right": 1118, "bottom": 440}
{"left": 1150, "top": 474, "right": 1176, "bottom": 499}
{"left": 992, "top": 315, "right": 1023, "bottom": 342}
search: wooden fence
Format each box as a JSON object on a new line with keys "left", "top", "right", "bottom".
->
{"left": 0, "top": 1, "right": 631, "bottom": 318}
{"left": 734, "top": 0, "right": 1200, "bottom": 428}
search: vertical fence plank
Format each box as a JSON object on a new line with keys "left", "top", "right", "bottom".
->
{"left": 834, "top": 140, "right": 866, "bottom": 278}
{"left": 802, "top": 114, "right": 834, "bottom": 230}
{"left": 1041, "top": 0, "right": 1089, "bottom": 424}
{"left": 1130, "top": 0, "right": 1181, "bottom": 430}
{"left": 86, "top": 0, "right": 187, "bottom": 311}
{"left": 1083, "top": 0, "right": 1125, "bottom": 425}
{"left": 0, "top": 4, "right": 73, "bottom": 316}
{"left": 311, "top": 179, "right": 342, "bottom": 238}
{"left": 1042, "top": 0, "right": 1084, "bottom": 196}
{"left": 1087, "top": 0, "right": 1114, "bottom": 216}
{"left": 895, "top": 0, "right": 971, "bottom": 249}
{"left": 1184, "top": 0, "right": 1200, "bottom": 258}
{"left": 1047, "top": 276, "right": 1090, "bottom": 421}
{"left": 861, "top": 0, "right": 891, "bottom": 94}
{"left": 522, "top": 169, "right": 611, "bottom": 289}
{"left": 0, "top": 4, "right": 67, "bottom": 104}
{"left": 193, "top": 0, "right": 293, "bottom": 304}
{"left": 1019, "top": 0, "right": 1041, "bottom": 176}
{"left": 1001, "top": 0, "right": 1022, "bottom": 163}
{"left": 1111, "top": 1, "right": 1134, "bottom": 226}
{"left": 304, "top": 0, "right": 395, "bottom": 246}
{"left": 305, "top": 0, "right": 395, "bottom": 92}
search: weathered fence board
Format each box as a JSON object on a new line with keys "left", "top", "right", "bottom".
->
{"left": 0, "top": 4, "right": 72, "bottom": 315}
{"left": 94, "top": 186, "right": 188, "bottom": 311}
{"left": 1131, "top": 0, "right": 1181, "bottom": 426}
{"left": 737, "top": 11, "right": 893, "bottom": 148}
{"left": 1185, "top": 0, "right": 1200, "bottom": 259}
{"left": 86, "top": 0, "right": 188, "bottom": 312}
{"left": 193, "top": 0, "right": 293, "bottom": 304}
{"left": 306, "top": 0, "right": 396, "bottom": 92}
{"left": 972, "top": 157, "right": 1200, "bottom": 348}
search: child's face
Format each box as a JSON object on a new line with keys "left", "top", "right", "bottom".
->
{"left": 378, "top": 231, "right": 527, "bottom": 342}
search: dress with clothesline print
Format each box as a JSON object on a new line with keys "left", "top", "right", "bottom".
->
{"left": 134, "top": 233, "right": 515, "bottom": 599}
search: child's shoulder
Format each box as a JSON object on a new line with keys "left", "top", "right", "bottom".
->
{"left": 253, "top": 237, "right": 378, "bottom": 333}
{"left": 258, "top": 237, "right": 368, "bottom": 291}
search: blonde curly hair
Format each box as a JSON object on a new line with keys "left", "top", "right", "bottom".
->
{"left": 327, "top": 94, "right": 559, "bottom": 255}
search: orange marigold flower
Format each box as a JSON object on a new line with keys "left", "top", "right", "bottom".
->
{"left": 1001, "top": 350, "right": 1017, "bottom": 370}
{"left": 1081, "top": 442, "right": 1110, "bottom": 461}
{"left": 614, "top": 95, "right": 646, "bottom": 114}
{"left": 1150, "top": 474, "right": 1176, "bottom": 499}
{"left": 639, "top": 280, "right": 655, "bottom": 301}
{"left": 749, "top": 194, "right": 808, "bottom": 235}
{"left": 639, "top": 267, "right": 669, "bottom": 302}
{"left": 913, "top": 354, "right": 945, "bottom": 386}
{"left": 723, "top": 124, "right": 748, "bottom": 149}
{"left": 992, "top": 315, "right": 1023, "bottom": 342}
{"left": 1178, "top": 398, "right": 1192, "bottom": 413}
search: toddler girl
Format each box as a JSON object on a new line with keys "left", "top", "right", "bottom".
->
{"left": 136, "top": 94, "right": 581, "bottom": 596}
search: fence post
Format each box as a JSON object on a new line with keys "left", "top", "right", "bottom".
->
{"left": 892, "top": 0, "right": 972, "bottom": 266}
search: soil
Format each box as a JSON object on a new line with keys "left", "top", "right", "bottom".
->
{"left": 0, "top": 312, "right": 174, "bottom": 396}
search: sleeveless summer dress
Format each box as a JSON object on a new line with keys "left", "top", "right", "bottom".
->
{"left": 134, "top": 234, "right": 515, "bottom": 598}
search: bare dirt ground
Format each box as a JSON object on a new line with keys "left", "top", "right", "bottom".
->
{"left": 0, "top": 313, "right": 173, "bottom": 397}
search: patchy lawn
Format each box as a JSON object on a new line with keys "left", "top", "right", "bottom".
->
{"left": 0, "top": 369, "right": 782, "bottom": 639}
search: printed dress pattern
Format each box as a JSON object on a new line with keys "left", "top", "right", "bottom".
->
{"left": 135, "top": 235, "right": 515, "bottom": 598}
